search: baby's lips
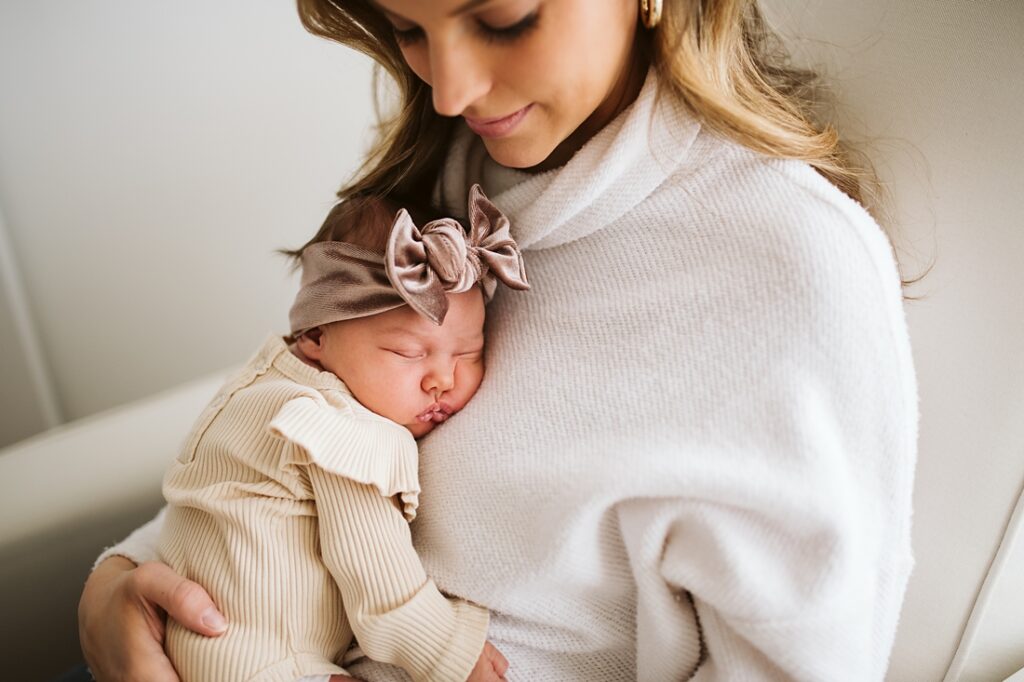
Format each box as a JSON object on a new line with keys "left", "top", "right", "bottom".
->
{"left": 415, "top": 407, "right": 439, "bottom": 422}
{"left": 415, "top": 402, "right": 456, "bottom": 423}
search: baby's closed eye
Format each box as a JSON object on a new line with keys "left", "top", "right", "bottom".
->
{"left": 383, "top": 347, "right": 427, "bottom": 360}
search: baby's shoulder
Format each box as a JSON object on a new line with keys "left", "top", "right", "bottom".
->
{"left": 246, "top": 372, "right": 403, "bottom": 436}
{"left": 229, "top": 371, "right": 320, "bottom": 405}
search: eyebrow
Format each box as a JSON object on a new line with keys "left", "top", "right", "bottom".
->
{"left": 371, "top": 0, "right": 497, "bottom": 21}
{"left": 449, "top": 0, "right": 495, "bottom": 17}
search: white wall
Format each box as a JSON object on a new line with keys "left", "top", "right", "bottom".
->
{"left": 0, "top": 0, "right": 376, "bottom": 438}
{"left": 0, "top": 204, "right": 61, "bottom": 445}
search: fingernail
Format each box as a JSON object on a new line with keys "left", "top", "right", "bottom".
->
{"left": 201, "top": 608, "right": 227, "bottom": 632}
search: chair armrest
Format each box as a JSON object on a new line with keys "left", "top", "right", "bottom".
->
{"left": 0, "top": 370, "right": 228, "bottom": 679}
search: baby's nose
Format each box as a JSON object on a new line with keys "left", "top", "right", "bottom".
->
{"left": 423, "top": 367, "right": 456, "bottom": 395}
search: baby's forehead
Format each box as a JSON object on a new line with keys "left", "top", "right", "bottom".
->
{"left": 374, "top": 319, "right": 484, "bottom": 342}
{"left": 366, "top": 300, "right": 485, "bottom": 344}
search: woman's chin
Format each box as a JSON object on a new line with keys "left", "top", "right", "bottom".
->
{"left": 480, "top": 136, "right": 554, "bottom": 171}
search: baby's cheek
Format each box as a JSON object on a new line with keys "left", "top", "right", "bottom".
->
{"left": 373, "top": 374, "right": 418, "bottom": 418}
{"left": 394, "top": 378, "right": 421, "bottom": 408}
{"left": 461, "top": 363, "right": 486, "bottom": 401}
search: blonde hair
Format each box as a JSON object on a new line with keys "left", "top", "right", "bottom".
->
{"left": 296, "top": 0, "right": 907, "bottom": 280}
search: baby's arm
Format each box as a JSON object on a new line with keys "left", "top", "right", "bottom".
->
{"left": 309, "top": 466, "right": 490, "bottom": 682}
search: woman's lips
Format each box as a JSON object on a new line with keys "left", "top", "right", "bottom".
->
{"left": 416, "top": 402, "right": 454, "bottom": 423}
{"left": 463, "top": 104, "right": 534, "bottom": 139}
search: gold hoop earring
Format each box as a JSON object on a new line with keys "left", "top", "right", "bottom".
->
{"left": 640, "top": 0, "right": 663, "bottom": 29}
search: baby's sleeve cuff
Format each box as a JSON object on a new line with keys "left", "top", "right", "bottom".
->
{"left": 356, "top": 579, "right": 490, "bottom": 682}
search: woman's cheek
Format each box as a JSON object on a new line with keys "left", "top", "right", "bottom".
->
{"left": 399, "top": 44, "right": 431, "bottom": 86}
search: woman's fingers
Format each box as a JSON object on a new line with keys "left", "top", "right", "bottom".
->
{"left": 132, "top": 561, "right": 228, "bottom": 636}
{"left": 79, "top": 557, "right": 182, "bottom": 682}
{"left": 110, "top": 617, "right": 183, "bottom": 682}
{"left": 486, "top": 641, "right": 509, "bottom": 675}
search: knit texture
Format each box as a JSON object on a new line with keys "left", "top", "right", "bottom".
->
{"left": 156, "top": 336, "right": 489, "bottom": 682}
{"left": 357, "top": 70, "right": 918, "bottom": 681}
{"left": 102, "top": 70, "right": 917, "bottom": 681}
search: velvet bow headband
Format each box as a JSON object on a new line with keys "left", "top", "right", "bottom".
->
{"left": 289, "top": 185, "right": 529, "bottom": 335}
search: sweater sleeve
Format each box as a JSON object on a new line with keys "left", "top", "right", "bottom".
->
{"left": 616, "top": 389, "right": 914, "bottom": 682}
{"left": 93, "top": 506, "right": 167, "bottom": 570}
{"left": 308, "top": 466, "right": 489, "bottom": 682}
{"left": 616, "top": 195, "right": 917, "bottom": 681}
{"left": 616, "top": 486, "right": 908, "bottom": 681}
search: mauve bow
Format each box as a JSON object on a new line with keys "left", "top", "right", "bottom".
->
{"left": 385, "top": 184, "right": 530, "bottom": 325}
{"left": 288, "top": 185, "right": 529, "bottom": 336}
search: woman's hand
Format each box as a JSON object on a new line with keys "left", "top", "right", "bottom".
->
{"left": 466, "top": 641, "right": 509, "bottom": 682}
{"left": 78, "top": 556, "right": 227, "bottom": 682}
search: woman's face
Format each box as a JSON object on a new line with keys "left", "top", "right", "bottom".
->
{"left": 372, "top": 0, "right": 644, "bottom": 170}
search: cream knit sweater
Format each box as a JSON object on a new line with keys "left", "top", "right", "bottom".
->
{"left": 156, "top": 336, "right": 488, "bottom": 682}
{"left": 102, "top": 71, "right": 918, "bottom": 681}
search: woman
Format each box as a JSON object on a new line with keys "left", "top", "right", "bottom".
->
{"left": 78, "top": 0, "right": 918, "bottom": 680}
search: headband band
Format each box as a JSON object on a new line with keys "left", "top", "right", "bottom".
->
{"left": 289, "top": 184, "right": 529, "bottom": 334}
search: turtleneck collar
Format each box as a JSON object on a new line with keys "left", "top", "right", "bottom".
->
{"left": 435, "top": 69, "right": 701, "bottom": 251}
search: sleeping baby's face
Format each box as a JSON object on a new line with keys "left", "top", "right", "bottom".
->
{"left": 301, "top": 289, "right": 486, "bottom": 438}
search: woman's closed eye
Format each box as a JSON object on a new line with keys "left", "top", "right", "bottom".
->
{"left": 390, "top": 12, "right": 540, "bottom": 46}
{"left": 390, "top": 23, "right": 424, "bottom": 45}
{"left": 476, "top": 11, "right": 540, "bottom": 44}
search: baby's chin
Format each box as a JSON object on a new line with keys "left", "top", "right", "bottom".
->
{"left": 406, "top": 421, "right": 437, "bottom": 439}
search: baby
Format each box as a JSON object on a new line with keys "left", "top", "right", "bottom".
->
{"left": 156, "top": 185, "right": 528, "bottom": 682}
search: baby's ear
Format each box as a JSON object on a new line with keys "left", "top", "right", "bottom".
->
{"left": 295, "top": 328, "right": 325, "bottom": 360}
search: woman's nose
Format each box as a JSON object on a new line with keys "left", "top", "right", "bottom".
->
{"left": 427, "top": 38, "right": 490, "bottom": 117}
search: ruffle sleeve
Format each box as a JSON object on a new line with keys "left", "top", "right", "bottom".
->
{"left": 268, "top": 395, "right": 420, "bottom": 521}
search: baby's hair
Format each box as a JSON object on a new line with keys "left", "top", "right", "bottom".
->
{"left": 280, "top": 194, "right": 446, "bottom": 265}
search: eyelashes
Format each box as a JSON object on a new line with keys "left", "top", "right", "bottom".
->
{"left": 391, "top": 11, "right": 540, "bottom": 47}
{"left": 388, "top": 349, "right": 425, "bottom": 360}
{"left": 390, "top": 25, "right": 423, "bottom": 45}
{"left": 384, "top": 349, "right": 484, "bottom": 362}
{"left": 479, "top": 11, "right": 540, "bottom": 44}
